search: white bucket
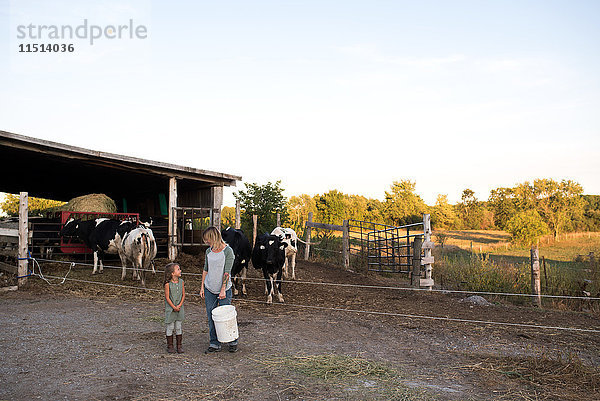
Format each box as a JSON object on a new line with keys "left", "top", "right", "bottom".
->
{"left": 211, "top": 305, "right": 239, "bottom": 343}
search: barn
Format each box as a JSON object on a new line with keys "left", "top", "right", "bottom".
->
{"left": 0, "top": 130, "right": 241, "bottom": 259}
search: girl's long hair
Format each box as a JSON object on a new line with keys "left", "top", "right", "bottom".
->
{"left": 163, "top": 263, "right": 178, "bottom": 285}
{"left": 202, "top": 226, "right": 224, "bottom": 248}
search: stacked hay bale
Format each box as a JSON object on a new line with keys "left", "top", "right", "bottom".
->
{"left": 55, "top": 194, "right": 117, "bottom": 213}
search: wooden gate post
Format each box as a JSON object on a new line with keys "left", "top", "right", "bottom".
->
{"left": 420, "top": 214, "right": 434, "bottom": 290}
{"left": 342, "top": 220, "right": 350, "bottom": 270}
{"left": 252, "top": 215, "right": 258, "bottom": 246}
{"left": 531, "top": 246, "right": 542, "bottom": 307}
{"left": 18, "top": 192, "right": 29, "bottom": 287}
{"left": 235, "top": 200, "right": 241, "bottom": 230}
{"left": 411, "top": 236, "right": 422, "bottom": 287}
{"left": 168, "top": 177, "right": 178, "bottom": 261}
{"left": 304, "top": 212, "right": 312, "bottom": 261}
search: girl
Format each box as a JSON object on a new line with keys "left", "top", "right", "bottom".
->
{"left": 201, "top": 226, "right": 238, "bottom": 353}
{"left": 164, "top": 262, "right": 185, "bottom": 353}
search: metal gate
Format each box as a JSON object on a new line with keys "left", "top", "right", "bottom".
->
{"left": 347, "top": 219, "right": 426, "bottom": 273}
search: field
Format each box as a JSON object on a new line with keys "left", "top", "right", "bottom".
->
{"left": 1, "top": 247, "right": 599, "bottom": 401}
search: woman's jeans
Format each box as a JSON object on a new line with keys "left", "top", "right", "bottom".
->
{"left": 204, "top": 287, "right": 238, "bottom": 348}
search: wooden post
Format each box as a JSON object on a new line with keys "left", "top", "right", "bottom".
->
{"left": 342, "top": 220, "right": 350, "bottom": 271}
{"left": 304, "top": 212, "right": 312, "bottom": 261}
{"left": 211, "top": 185, "right": 223, "bottom": 229}
{"left": 168, "top": 177, "right": 178, "bottom": 261}
{"left": 411, "top": 236, "right": 422, "bottom": 287}
{"left": 18, "top": 192, "right": 29, "bottom": 287}
{"left": 530, "top": 246, "right": 542, "bottom": 307}
{"left": 421, "top": 214, "right": 434, "bottom": 290}
{"left": 276, "top": 212, "right": 281, "bottom": 227}
{"left": 252, "top": 215, "right": 258, "bottom": 246}
{"left": 542, "top": 256, "right": 547, "bottom": 290}
{"left": 235, "top": 199, "right": 241, "bottom": 230}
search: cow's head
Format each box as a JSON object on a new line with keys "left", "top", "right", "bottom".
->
{"left": 256, "top": 234, "right": 287, "bottom": 265}
{"left": 59, "top": 218, "right": 80, "bottom": 237}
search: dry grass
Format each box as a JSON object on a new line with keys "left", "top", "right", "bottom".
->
{"left": 459, "top": 353, "right": 600, "bottom": 400}
{"left": 256, "top": 353, "right": 396, "bottom": 381}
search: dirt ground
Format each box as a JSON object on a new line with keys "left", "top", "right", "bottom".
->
{"left": 1, "top": 257, "right": 599, "bottom": 401}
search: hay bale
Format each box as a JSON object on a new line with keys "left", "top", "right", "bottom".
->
{"left": 57, "top": 194, "right": 117, "bottom": 213}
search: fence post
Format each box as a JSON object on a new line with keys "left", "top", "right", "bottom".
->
{"left": 421, "top": 214, "right": 434, "bottom": 290}
{"left": 18, "top": 192, "right": 29, "bottom": 287}
{"left": 235, "top": 200, "right": 241, "bottom": 230}
{"left": 411, "top": 236, "right": 422, "bottom": 287}
{"left": 276, "top": 212, "right": 281, "bottom": 227}
{"left": 342, "top": 220, "right": 350, "bottom": 271}
{"left": 252, "top": 215, "right": 258, "bottom": 246}
{"left": 304, "top": 212, "right": 312, "bottom": 261}
{"left": 168, "top": 177, "right": 178, "bottom": 261}
{"left": 530, "top": 246, "right": 542, "bottom": 307}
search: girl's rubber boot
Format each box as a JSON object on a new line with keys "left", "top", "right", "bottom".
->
{"left": 166, "top": 335, "right": 175, "bottom": 353}
{"left": 176, "top": 334, "right": 183, "bottom": 353}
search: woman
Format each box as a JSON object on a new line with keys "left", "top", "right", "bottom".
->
{"left": 201, "top": 226, "right": 238, "bottom": 353}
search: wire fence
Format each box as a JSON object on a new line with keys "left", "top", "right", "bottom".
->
{"left": 15, "top": 257, "right": 600, "bottom": 336}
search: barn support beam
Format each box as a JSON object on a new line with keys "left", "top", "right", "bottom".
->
{"left": 211, "top": 185, "right": 223, "bottom": 229}
{"left": 168, "top": 177, "right": 178, "bottom": 261}
{"left": 18, "top": 192, "right": 28, "bottom": 287}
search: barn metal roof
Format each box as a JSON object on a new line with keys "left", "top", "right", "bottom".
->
{"left": 0, "top": 130, "right": 241, "bottom": 201}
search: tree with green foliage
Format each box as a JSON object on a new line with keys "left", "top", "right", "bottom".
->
{"left": 488, "top": 187, "right": 518, "bottom": 229}
{"left": 315, "top": 190, "right": 348, "bottom": 225}
{"left": 532, "top": 179, "right": 583, "bottom": 239}
{"left": 431, "top": 194, "right": 459, "bottom": 229}
{"left": 505, "top": 210, "right": 550, "bottom": 246}
{"left": 234, "top": 181, "right": 288, "bottom": 237}
{"left": 382, "top": 180, "right": 427, "bottom": 226}
{"left": 456, "top": 189, "right": 484, "bottom": 229}
{"left": 287, "top": 194, "right": 317, "bottom": 238}
{"left": 0, "top": 193, "right": 65, "bottom": 217}
{"left": 220, "top": 206, "right": 236, "bottom": 230}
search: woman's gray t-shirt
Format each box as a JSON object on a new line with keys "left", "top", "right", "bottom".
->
{"left": 204, "top": 245, "right": 234, "bottom": 294}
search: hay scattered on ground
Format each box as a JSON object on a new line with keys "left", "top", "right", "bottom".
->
{"left": 56, "top": 193, "right": 117, "bottom": 213}
{"left": 257, "top": 353, "right": 396, "bottom": 381}
{"left": 459, "top": 353, "right": 600, "bottom": 399}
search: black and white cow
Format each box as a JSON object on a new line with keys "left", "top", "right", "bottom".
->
{"left": 120, "top": 226, "right": 157, "bottom": 287}
{"left": 59, "top": 218, "right": 136, "bottom": 275}
{"left": 271, "top": 227, "right": 298, "bottom": 280}
{"left": 251, "top": 233, "right": 287, "bottom": 304}
{"left": 221, "top": 227, "right": 252, "bottom": 296}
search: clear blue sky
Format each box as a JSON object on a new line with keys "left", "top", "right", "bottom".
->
{"left": 1, "top": 0, "right": 599, "bottom": 206}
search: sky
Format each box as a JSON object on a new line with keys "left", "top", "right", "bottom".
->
{"left": 1, "top": 0, "right": 599, "bottom": 207}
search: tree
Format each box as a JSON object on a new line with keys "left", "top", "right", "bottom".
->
{"left": 488, "top": 187, "right": 519, "bottom": 229}
{"left": 234, "top": 181, "right": 288, "bottom": 237}
{"left": 382, "top": 180, "right": 427, "bottom": 226}
{"left": 533, "top": 179, "right": 584, "bottom": 239}
{"left": 505, "top": 210, "right": 549, "bottom": 246}
{"left": 0, "top": 193, "right": 65, "bottom": 217}
{"left": 220, "top": 206, "right": 236, "bottom": 230}
{"left": 431, "top": 194, "right": 459, "bottom": 229}
{"left": 287, "top": 194, "right": 317, "bottom": 238}
{"left": 456, "top": 189, "right": 484, "bottom": 229}
{"left": 315, "top": 190, "right": 348, "bottom": 225}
